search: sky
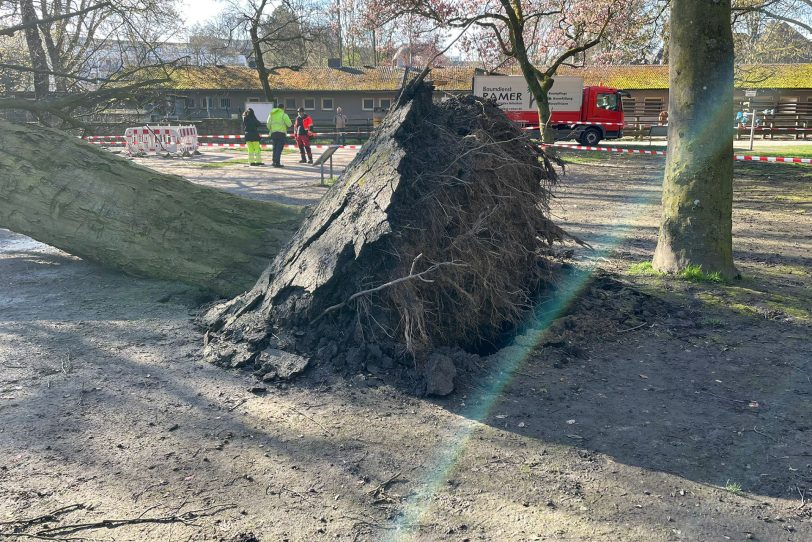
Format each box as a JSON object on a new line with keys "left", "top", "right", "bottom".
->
{"left": 180, "top": 0, "right": 226, "bottom": 27}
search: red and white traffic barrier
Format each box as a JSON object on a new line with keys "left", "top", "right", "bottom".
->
{"left": 123, "top": 125, "right": 199, "bottom": 156}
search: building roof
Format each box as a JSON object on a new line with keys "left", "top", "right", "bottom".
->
{"left": 556, "top": 65, "right": 669, "bottom": 90}
{"left": 161, "top": 63, "right": 812, "bottom": 93}
{"left": 556, "top": 64, "right": 812, "bottom": 90}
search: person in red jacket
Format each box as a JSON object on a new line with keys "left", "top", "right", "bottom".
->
{"left": 293, "top": 107, "right": 314, "bottom": 164}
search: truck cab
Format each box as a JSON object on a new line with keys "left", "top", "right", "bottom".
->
{"left": 572, "top": 86, "right": 626, "bottom": 145}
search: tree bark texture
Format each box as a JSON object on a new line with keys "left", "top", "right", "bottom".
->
{"left": 201, "top": 82, "right": 565, "bottom": 381}
{"left": 0, "top": 120, "right": 304, "bottom": 296}
{"left": 652, "top": 0, "right": 738, "bottom": 278}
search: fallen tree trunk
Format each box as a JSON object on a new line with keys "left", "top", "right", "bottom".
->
{"left": 201, "top": 81, "right": 568, "bottom": 392}
{"left": 0, "top": 119, "right": 304, "bottom": 296}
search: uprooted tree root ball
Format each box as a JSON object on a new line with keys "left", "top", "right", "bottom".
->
{"left": 201, "top": 81, "right": 571, "bottom": 394}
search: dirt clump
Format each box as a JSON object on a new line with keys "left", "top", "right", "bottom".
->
{"left": 201, "top": 81, "right": 570, "bottom": 393}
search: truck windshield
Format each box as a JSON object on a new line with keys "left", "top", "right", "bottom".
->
{"left": 596, "top": 93, "right": 619, "bottom": 112}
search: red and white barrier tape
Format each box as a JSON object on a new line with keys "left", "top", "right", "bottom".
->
{"left": 548, "top": 143, "right": 666, "bottom": 156}
{"left": 520, "top": 122, "right": 812, "bottom": 132}
{"left": 547, "top": 142, "right": 812, "bottom": 164}
{"left": 82, "top": 131, "right": 371, "bottom": 141}
{"left": 198, "top": 134, "right": 248, "bottom": 139}
{"left": 84, "top": 140, "right": 361, "bottom": 150}
{"left": 196, "top": 131, "right": 373, "bottom": 139}
{"left": 734, "top": 154, "right": 812, "bottom": 164}
{"left": 739, "top": 126, "right": 812, "bottom": 132}
{"left": 85, "top": 138, "right": 808, "bottom": 164}
{"left": 199, "top": 142, "right": 361, "bottom": 150}
{"left": 83, "top": 125, "right": 810, "bottom": 140}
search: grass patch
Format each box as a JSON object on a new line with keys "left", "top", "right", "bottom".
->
{"left": 701, "top": 317, "right": 724, "bottom": 328}
{"left": 764, "top": 264, "right": 809, "bottom": 277}
{"left": 627, "top": 261, "right": 662, "bottom": 276}
{"left": 679, "top": 265, "right": 725, "bottom": 283}
{"left": 767, "top": 301, "right": 810, "bottom": 321}
{"left": 730, "top": 302, "right": 760, "bottom": 316}
{"left": 773, "top": 194, "right": 812, "bottom": 204}
{"left": 724, "top": 480, "right": 743, "bottom": 495}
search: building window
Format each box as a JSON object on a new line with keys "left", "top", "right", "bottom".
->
{"left": 322, "top": 98, "right": 334, "bottom": 110}
{"left": 362, "top": 98, "right": 374, "bottom": 111}
{"left": 285, "top": 97, "right": 296, "bottom": 110}
{"left": 304, "top": 97, "right": 316, "bottom": 110}
{"left": 186, "top": 97, "right": 195, "bottom": 109}
{"left": 247, "top": 97, "right": 260, "bottom": 103}
{"left": 643, "top": 98, "right": 663, "bottom": 116}
{"left": 621, "top": 97, "right": 635, "bottom": 113}
{"left": 220, "top": 97, "right": 231, "bottom": 109}
{"left": 379, "top": 98, "right": 391, "bottom": 109}
{"left": 204, "top": 96, "right": 215, "bottom": 109}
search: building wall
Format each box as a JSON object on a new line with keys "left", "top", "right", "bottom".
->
{"left": 169, "top": 87, "right": 812, "bottom": 129}
{"left": 620, "top": 88, "right": 812, "bottom": 126}
{"left": 264, "top": 90, "right": 396, "bottom": 125}
{"left": 172, "top": 89, "right": 397, "bottom": 126}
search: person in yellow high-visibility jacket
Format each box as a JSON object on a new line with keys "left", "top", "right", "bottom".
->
{"left": 242, "top": 108, "right": 264, "bottom": 166}
{"left": 266, "top": 104, "right": 292, "bottom": 168}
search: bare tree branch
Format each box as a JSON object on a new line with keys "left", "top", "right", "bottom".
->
{"left": 0, "top": 1, "right": 113, "bottom": 36}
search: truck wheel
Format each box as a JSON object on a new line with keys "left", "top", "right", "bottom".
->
{"left": 579, "top": 128, "right": 602, "bottom": 146}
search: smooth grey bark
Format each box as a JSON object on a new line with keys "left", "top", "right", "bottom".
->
{"left": 652, "top": 0, "right": 738, "bottom": 279}
{"left": 0, "top": 119, "right": 304, "bottom": 296}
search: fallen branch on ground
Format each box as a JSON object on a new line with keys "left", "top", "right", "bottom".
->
{"left": 31, "top": 504, "right": 236, "bottom": 537}
{"left": 0, "top": 504, "right": 87, "bottom": 528}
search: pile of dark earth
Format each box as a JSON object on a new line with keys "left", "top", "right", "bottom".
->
{"left": 200, "top": 80, "right": 614, "bottom": 396}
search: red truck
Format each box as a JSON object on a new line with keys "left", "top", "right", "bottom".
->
{"left": 473, "top": 75, "right": 627, "bottom": 145}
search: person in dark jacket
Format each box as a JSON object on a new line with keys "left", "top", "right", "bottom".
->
{"left": 242, "top": 108, "right": 264, "bottom": 166}
{"left": 293, "top": 107, "right": 314, "bottom": 164}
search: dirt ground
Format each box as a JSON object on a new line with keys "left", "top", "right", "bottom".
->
{"left": 1, "top": 147, "right": 810, "bottom": 541}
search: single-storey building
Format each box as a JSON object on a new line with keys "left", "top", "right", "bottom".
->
{"left": 161, "top": 65, "right": 474, "bottom": 127}
{"left": 158, "top": 63, "right": 812, "bottom": 131}
{"left": 553, "top": 63, "right": 812, "bottom": 128}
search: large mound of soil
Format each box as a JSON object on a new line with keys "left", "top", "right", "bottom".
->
{"left": 201, "top": 81, "right": 568, "bottom": 391}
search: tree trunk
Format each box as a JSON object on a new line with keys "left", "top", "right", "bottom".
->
{"left": 0, "top": 120, "right": 304, "bottom": 296}
{"left": 250, "top": 23, "right": 274, "bottom": 102}
{"left": 20, "top": 0, "right": 50, "bottom": 99}
{"left": 652, "top": 0, "right": 738, "bottom": 279}
{"left": 371, "top": 27, "right": 377, "bottom": 66}
{"left": 535, "top": 75, "right": 555, "bottom": 144}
